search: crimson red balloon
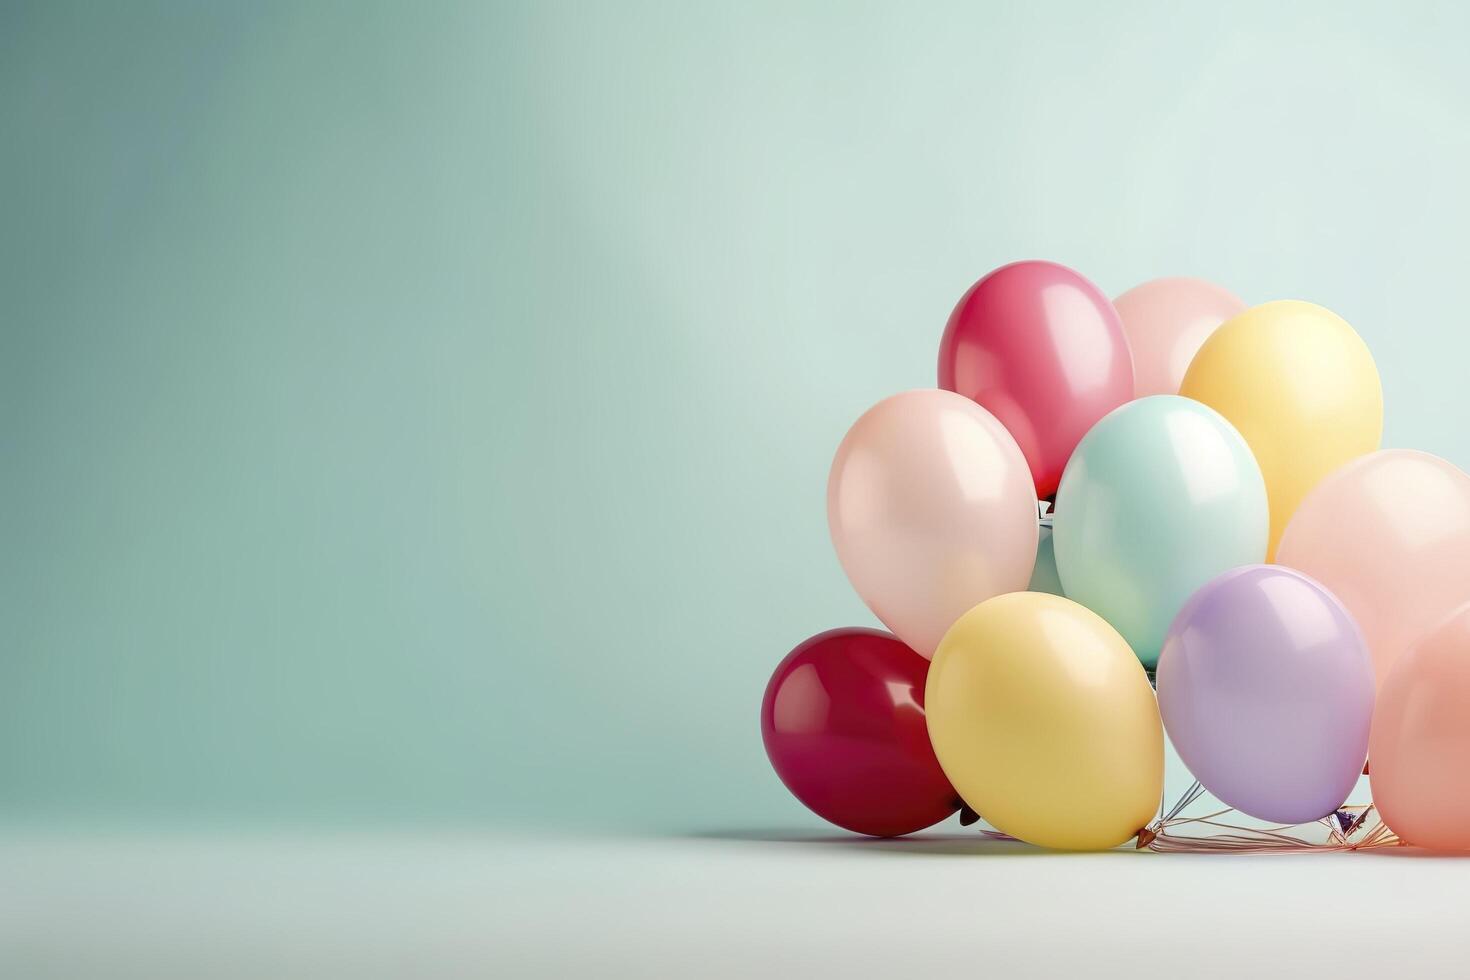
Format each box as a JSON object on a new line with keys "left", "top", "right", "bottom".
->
{"left": 761, "top": 628, "right": 958, "bottom": 837}
{"left": 939, "top": 260, "right": 1134, "bottom": 497}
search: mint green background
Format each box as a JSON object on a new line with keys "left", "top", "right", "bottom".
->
{"left": 4, "top": 1, "right": 1466, "bottom": 829}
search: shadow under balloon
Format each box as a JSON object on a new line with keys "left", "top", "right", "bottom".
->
{"left": 1351, "top": 845, "right": 1470, "bottom": 859}
{"left": 679, "top": 828, "right": 1470, "bottom": 857}
{"left": 679, "top": 829, "right": 1129, "bottom": 857}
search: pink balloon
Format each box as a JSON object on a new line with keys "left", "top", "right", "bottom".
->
{"left": 1276, "top": 449, "right": 1470, "bottom": 689}
{"left": 939, "top": 260, "right": 1133, "bottom": 498}
{"left": 1112, "top": 277, "right": 1247, "bottom": 397}
{"left": 1370, "top": 602, "right": 1470, "bottom": 850}
{"left": 828, "top": 390, "right": 1038, "bottom": 658}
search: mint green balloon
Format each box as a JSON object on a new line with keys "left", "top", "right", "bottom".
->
{"left": 1053, "top": 395, "right": 1268, "bottom": 667}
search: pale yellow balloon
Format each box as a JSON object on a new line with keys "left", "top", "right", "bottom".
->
{"left": 1180, "top": 300, "right": 1382, "bottom": 558}
{"left": 925, "top": 592, "right": 1163, "bottom": 851}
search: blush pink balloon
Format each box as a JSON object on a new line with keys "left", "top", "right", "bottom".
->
{"left": 939, "top": 260, "right": 1133, "bottom": 497}
{"left": 1370, "top": 602, "right": 1470, "bottom": 850}
{"left": 828, "top": 389, "right": 1038, "bottom": 658}
{"left": 1112, "top": 277, "right": 1247, "bottom": 397}
{"left": 1276, "top": 449, "right": 1470, "bottom": 690}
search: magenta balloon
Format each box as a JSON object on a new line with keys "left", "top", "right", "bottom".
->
{"left": 939, "top": 260, "right": 1134, "bottom": 498}
{"left": 1156, "top": 565, "right": 1375, "bottom": 824}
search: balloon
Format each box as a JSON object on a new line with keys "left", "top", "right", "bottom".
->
{"left": 1112, "top": 277, "right": 1246, "bottom": 397}
{"left": 926, "top": 592, "right": 1163, "bottom": 850}
{"left": 1028, "top": 524, "right": 1064, "bottom": 596}
{"left": 1370, "top": 603, "right": 1470, "bottom": 850}
{"left": 1180, "top": 300, "right": 1382, "bottom": 557}
{"left": 828, "top": 389, "right": 1037, "bottom": 658}
{"left": 1053, "top": 396, "right": 1268, "bottom": 667}
{"left": 1156, "top": 565, "right": 1375, "bottom": 824}
{"left": 938, "top": 260, "right": 1133, "bottom": 498}
{"left": 1277, "top": 449, "right": 1470, "bottom": 689}
{"left": 761, "top": 628, "right": 958, "bottom": 837}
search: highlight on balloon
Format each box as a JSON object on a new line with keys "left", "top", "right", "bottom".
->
{"left": 763, "top": 261, "right": 1470, "bottom": 853}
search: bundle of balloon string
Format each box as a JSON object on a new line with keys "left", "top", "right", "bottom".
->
{"left": 1137, "top": 780, "right": 1398, "bottom": 853}
{"left": 966, "top": 780, "right": 1400, "bottom": 853}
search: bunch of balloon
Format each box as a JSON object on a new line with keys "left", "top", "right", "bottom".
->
{"left": 760, "top": 256, "right": 1470, "bottom": 852}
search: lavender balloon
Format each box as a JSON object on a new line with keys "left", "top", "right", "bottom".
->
{"left": 1156, "top": 565, "right": 1374, "bottom": 824}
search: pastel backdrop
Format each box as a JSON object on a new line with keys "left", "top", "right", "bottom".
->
{"left": 4, "top": 0, "right": 1469, "bottom": 831}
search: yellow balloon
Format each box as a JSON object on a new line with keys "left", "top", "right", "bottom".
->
{"left": 1180, "top": 300, "right": 1382, "bottom": 558}
{"left": 925, "top": 592, "right": 1162, "bottom": 850}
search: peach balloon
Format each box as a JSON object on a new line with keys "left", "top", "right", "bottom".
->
{"left": 828, "top": 389, "right": 1038, "bottom": 658}
{"left": 1276, "top": 450, "right": 1470, "bottom": 689}
{"left": 1112, "top": 277, "right": 1247, "bottom": 397}
{"left": 1370, "top": 603, "right": 1470, "bottom": 850}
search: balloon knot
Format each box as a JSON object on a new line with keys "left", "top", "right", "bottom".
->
{"left": 1135, "top": 827, "right": 1157, "bottom": 849}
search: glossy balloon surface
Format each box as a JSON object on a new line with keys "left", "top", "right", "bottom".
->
{"left": 828, "top": 389, "right": 1037, "bottom": 658}
{"left": 938, "top": 260, "right": 1133, "bottom": 497}
{"left": 762, "top": 628, "right": 958, "bottom": 837}
{"left": 1370, "top": 603, "right": 1470, "bottom": 850}
{"left": 1157, "top": 565, "right": 1374, "bottom": 824}
{"left": 1112, "top": 276, "right": 1246, "bottom": 397}
{"left": 1181, "top": 300, "right": 1381, "bottom": 557}
{"left": 926, "top": 593, "right": 1163, "bottom": 851}
{"left": 1053, "top": 396, "right": 1268, "bottom": 667}
{"left": 1277, "top": 450, "right": 1470, "bottom": 690}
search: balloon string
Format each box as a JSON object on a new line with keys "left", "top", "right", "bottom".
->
{"left": 1139, "top": 780, "right": 1402, "bottom": 853}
